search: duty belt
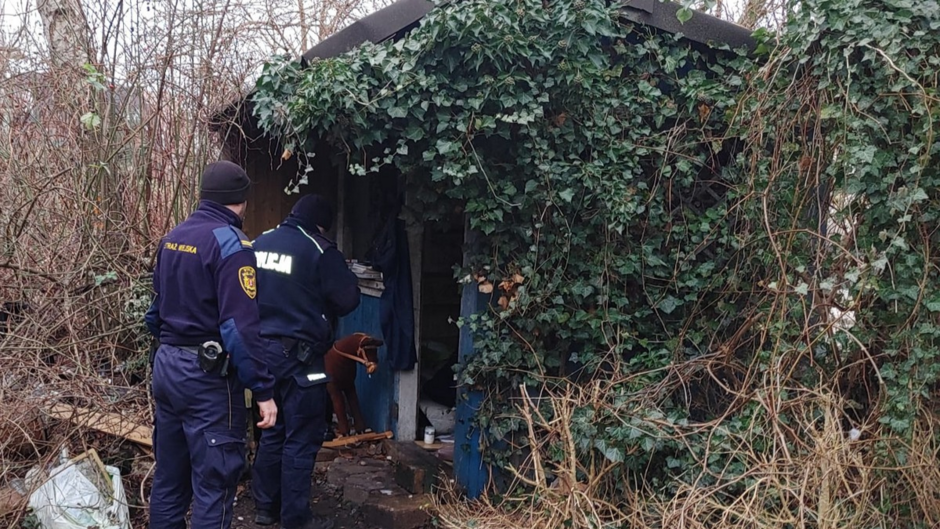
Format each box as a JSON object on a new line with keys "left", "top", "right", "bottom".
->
{"left": 277, "top": 336, "right": 319, "bottom": 365}
{"left": 174, "top": 342, "right": 230, "bottom": 376}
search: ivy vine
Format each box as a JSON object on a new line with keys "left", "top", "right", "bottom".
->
{"left": 252, "top": 0, "right": 940, "bottom": 521}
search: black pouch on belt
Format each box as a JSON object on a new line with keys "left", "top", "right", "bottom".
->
{"left": 295, "top": 341, "right": 315, "bottom": 365}
{"left": 197, "top": 341, "right": 227, "bottom": 374}
{"left": 148, "top": 339, "right": 159, "bottom": 367}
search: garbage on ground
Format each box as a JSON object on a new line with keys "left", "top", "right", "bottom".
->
{"left": 26, "top": 448, "right": 130, "bottom": 529}
{"left": 419, "top": 399, "right": 455, "bottom": 435}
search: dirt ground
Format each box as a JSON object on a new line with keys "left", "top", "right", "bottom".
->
{"left": 230, "top": 467, "right": 369, "bottom": 529}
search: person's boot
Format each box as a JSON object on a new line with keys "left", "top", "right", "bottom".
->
{"left": 255, "top": 509, "right": 279, "bottom": 526}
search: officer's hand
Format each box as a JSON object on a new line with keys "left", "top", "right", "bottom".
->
{"left": 256, "top": 399, "right": 277, "bottom": 429}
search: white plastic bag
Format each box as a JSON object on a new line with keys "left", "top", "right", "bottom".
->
{"left": 27, "top": 450, "right": 130, "bottom": 529}
{"left": 419, "top": 399, "right": 456, "bottom": 435}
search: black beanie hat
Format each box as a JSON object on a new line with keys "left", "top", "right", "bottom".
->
{"left": 200, "top": 161, "right": 250, "bottom": 205}
{"left": 289, "top": 194, "right": 334, "bottom": 232}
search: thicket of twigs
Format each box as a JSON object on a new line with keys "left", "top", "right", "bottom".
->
{"left": 0, "top": 1, "right": 384, "bottom": 526}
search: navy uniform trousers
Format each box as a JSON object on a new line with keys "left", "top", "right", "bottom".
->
{"left": 252, "top": 338, "right": 328, "bottom": 528}
{"left": 150, "top": 345, "right": 247, "bottom": 528}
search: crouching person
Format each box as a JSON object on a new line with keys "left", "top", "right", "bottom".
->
{"left": 251, "top": 195, "right": 360, "bottom": 529}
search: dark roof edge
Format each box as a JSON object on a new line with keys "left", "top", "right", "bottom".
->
{"left": 301, "top": 0, "right": 755, "bottom": 62}
{"left": 302, "top": 0, "right": 434, "bottom": 61}
{"left": 211, "top": 0, "right": 754, "bottom": 135}
{"left": 622, "top": 0, "right": 755, "bottom": 50}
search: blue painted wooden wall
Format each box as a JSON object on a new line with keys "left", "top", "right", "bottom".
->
{"left": 336, "top": 293, "right": 395, "bottom": 433}
{"left": 453, "top": 280, "right": 492, "bottom": 499}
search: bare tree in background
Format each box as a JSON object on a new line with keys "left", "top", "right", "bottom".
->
{"left": 0, "top": 0, "right": 384, "bottom": 526}
{"left": 37, "top": 0, "right": 93, "bottom": 69}
{"left": 685, "top": 0, "right": 788, "bottom": 29}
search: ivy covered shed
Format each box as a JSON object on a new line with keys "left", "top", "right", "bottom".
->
{"left": 213, "top": 0, "right": 754, "bottom": 497}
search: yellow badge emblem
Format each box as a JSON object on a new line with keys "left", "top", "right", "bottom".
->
{"left": 238, "top": 266, "right": 257, "bottom": 299}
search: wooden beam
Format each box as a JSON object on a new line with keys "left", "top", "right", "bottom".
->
{"left": 396, "top": 214, "right": 423, "bottom": 442}
{"left": 47, "top": 402, "right": 394, "bottom": 452}
{"left": 45, "top": 403, "right": 153, "bottom": 448}
{"left": 413, "top": 440, "right": 443, "bottom": 451}
{"left": 336, "top": 162, "right": 348, "bottom": 253}
{"left": 322, "top": 430, "right": 392, "bottom": 448}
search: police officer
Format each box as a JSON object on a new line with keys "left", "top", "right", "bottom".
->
{"left": 145, "top": 160, "right": 278, "bottom": 529}
{"left": 251, "top": 194, "right": 360, "bottom": 529}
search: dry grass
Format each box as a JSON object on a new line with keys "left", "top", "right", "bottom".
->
{"left": 435, "top": 371, "right": 940, "bottom": 529}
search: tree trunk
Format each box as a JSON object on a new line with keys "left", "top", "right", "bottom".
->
{"left": 37, "top": 0, "right": 94, "bottom": 72}
{"left": 39, "top": 0, "right": 128, "bottom": 258}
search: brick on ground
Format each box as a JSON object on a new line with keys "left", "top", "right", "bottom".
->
{"left": 342, "top": 470, "right": 398, "bottom": 504}
{"left": 383, "top": 440, "right": 446, "bottom": 494}
{"left": 325, "top": 457, "right": 390, "bottom": 488}
{"left": 361, "top": 492, "right": 431, "bottom": 529}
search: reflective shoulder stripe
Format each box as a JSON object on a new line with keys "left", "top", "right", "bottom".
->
{"left": 251, "top": 228, "right": 277, "bottom": 245}
{"left": 213, "top": 226, "right": 247, "bottom": 259}
{"left": 297, "top": 226, "right": 325, "bottom": 254}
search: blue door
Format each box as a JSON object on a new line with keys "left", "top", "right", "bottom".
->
{"left": 336, "top": 292, "right": 395, "bottom": 433}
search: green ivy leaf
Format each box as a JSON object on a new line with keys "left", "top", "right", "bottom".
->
{"left": 658, "top": 296, "right": 679, "bottom": 314}
{"left": 676, "top": 7, "right": 693, "bottom": 24}
{"left": 80, "top": 112, "right": 101, "bottom": 130}
{"left": 436, "top": 139, "right": 457, "bottom": 155}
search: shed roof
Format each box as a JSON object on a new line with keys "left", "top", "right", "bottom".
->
{"left": 213, "top": 0, "right": 753, "bottom": 138}
{"left": 299, "top": 0, "right": 754, "bottom": 61}
{"left": 302, "top": 0, "right": 433, "bottom": 60}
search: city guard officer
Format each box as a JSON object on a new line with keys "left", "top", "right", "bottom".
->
{"left": 251, "top": 195, "right": 360, "bottom": 529}
{"left": 145, "top": 160, "right": 278, "bottom": 529}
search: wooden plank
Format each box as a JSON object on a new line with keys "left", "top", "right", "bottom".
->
{"left": 49, "top": 401, "right": 391, "bottom": 451}
{"left": 336, "top": 162, "right": 347, "bottom": 253}
{"left": 396, "top": 218, "right": 423, "bottom": 442}
{"left": 357, "top": 279, "right": 385, "bottom": 291}
{"left": 47, "top": 402, "right": 393, "bottom": 452}
{"left": 45, "top": 403, "right": 153, "bottom": 448}
{"left": 413, "top": 440, "right": 443, "bottom": 451}
{"left": 322, "top": 430, "right": 392, "bottom": 448}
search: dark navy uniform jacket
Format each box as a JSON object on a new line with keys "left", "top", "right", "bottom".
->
{"left": 145, "top": 200, "right": 275, "bottom": 402}
{"left": 252, "top": 217, "right": 360, "bottom": 352}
